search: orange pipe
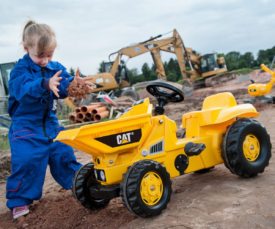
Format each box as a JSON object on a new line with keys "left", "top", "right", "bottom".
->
{"left": 80, "top": 104, "right": 101, "bottom": 114}
{"left": 90, "top": 115, "right": 95, "bottom": 121}
{"left": 75, "top": 108, "right": 81, "bottom": 113}
{"left": 94, "top": 111, "right": 110, "bottom": 121}
{"left": 85, "top": 111, "right": 93, "bottom": 120}
{"left": 77, "top": 112, "right": 85, "bottom": 121}
{"left": 68, "top": 113, "right": 77, "bottom": 123}
{"left": 92, "top": 106, "right": 107, "bottom": 115}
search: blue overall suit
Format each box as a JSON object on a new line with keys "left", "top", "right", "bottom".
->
{"left": 6, "top": 54, "right": 82, "bottom": 209}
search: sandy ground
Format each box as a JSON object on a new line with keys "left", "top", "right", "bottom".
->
{"left": 1, "top": 76, "right": 275, "bottom": 228}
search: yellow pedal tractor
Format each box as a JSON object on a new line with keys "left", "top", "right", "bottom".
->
{"left": 55, "top": 82, "right": 272, "bottom": 218}
{"left": 244, "top": 64, "right": 275, "bottom": 104}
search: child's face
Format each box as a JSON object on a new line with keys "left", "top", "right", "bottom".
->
{"left": 24, "top": 45, "right": 55, "bottom": 67}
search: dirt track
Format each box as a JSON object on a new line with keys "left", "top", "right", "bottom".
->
{"left": 1, "top": 77, "right": 275, "bottom": 229}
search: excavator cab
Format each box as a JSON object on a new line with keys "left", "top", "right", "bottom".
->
{"left": 101, "top": 61, "right": 130, "bottom": 85}
{"left": 0, "top": 62, "right": 16, "bottom": 115}
{"left": 200, "top": 53, "right": 220, "bottom": 73}
{"left": 0, "top": 62, "right": 16, "bottom": 97}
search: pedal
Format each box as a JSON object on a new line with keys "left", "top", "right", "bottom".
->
{"left": 184, "top": 142, "right": 206, "bottom": 156}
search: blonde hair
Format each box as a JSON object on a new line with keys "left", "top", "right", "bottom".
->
{"left": 22, "top": 19, "right": 57, "bottom": 56}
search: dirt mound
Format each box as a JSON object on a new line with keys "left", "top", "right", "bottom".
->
{"left": 0, "top": 194, "right": 136, "bottom": 229}
{"left": 252, "top": 101, "right": 274, "bottom": 112}
{"left": 0, "top": 151, "right": 11, "bottom": 184}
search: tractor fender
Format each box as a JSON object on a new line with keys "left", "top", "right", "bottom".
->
{"left": 213, "top": 104, "right": 259, "bottom": 125}
{"left": 181, "top": 104, "right": 259, "bottom": 128}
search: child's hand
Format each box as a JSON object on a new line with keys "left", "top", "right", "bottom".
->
{"left": 49, "top": 70, "right": 62, "bottom": 98}
{"left": 74, "top": 69, "right": 94, "bottom": 91}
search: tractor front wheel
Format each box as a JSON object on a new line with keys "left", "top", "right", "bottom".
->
{"left": 221, "top": 119, "right": 271, "bottom": 178}
{"left": 120, "top": 160, "right": 172, "bottom": 218}
{"left": 72, "top": 163, "right": 110, "bottom": 209}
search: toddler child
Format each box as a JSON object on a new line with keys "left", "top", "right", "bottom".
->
{"left": 6, "top": 20, "right": 94, "bottom": 219}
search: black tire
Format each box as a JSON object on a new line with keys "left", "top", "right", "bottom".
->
{"left": 72, "top": 163, "right": 110, "bottom": 210}
{"left": 221, "top": 118, "right": 272, "bottom": 178}
{"left": 56, "top": 100, "right": 68, "bottom": 116}
{"left": 120, "top": 160, "right": 172, "bottom": 218}
{"left": 273, "top": 96, "right": 275, "bottom": 104}
{"left": 121, "top": 89, "right": 140, "bottom": 101}
{"left": 194, "top": 166, "right": 215, "bottom": 174}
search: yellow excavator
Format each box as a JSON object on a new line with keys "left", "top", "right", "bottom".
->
{"left": 151, "top": 42, "right": 237, "bottom": 89}
{"left": 86, "top": 29, "right": 194, "bottom": 97}
{"left": 244, "top": 64, "right": 275, "bottom": 104}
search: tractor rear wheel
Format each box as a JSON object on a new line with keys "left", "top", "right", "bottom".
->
{"left": 120, "top": 160, "right": 172, "bottom": 218}
{"left": 72, "top": 163, "right": 110, "bottom": 210}
{"left": 221, "top": 118, "right": 271, "bottom": 178}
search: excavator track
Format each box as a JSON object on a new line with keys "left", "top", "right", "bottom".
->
{"left": 205, "top": 72, "right": 237, "bottom": 87}
{"left": 193, "top": 72, "right": 237, "bottom": 89}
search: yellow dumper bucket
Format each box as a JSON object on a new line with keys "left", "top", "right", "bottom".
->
{"left": 55, "top": 98, "right": 153, "bottom": 156}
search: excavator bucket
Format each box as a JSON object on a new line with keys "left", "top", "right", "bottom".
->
{"left": 182, "top": 80, "right": 194, "bottom": 97}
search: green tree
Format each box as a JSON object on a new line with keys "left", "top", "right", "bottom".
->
{"left": 167, "top": 58, "right": 177, "bottom": 72}
{"left": 141, "top": 63, "right": 152, "bottom": 81}
{"left": 128, "top": 68, "right": 139, "bottom": 78}
{"left": 262, "top": 59, "right": 270, "bottom": 66}
{"left": 257, "top": 50, "right": 268, "bottom": 64}
{"left": 166, "top": 72, "right": 177, "bottom": 82}
{"left": 69, "top": 67, "right": 75, "bottom": 76}
{"left": 151, "top": 63, "right": 156, "bottom": 72}
{"left": 226, "top": 51, "right": 241, "bottom": 71}
{"left": 238, "top": 59, "right": 248, "bottom": 69}
{"left": 97, "top": 61, "right": 104, "bottom": 73}
{"left": 149, "top": 72, "right": 158, "bottom": 81}
{"left": 128, "top": 68, "right": 147, "bottom": 85}
{"left": 226, "top": 51, "right": 241, "bottom": 63}
{"left": 240, "top": 52, "right": 254, "bottom": 68}
{"left": 134, "top": 74, "right": 145, "bottom": 85}
{"left": 266, "top": 46, "right": 275, "bottom": 62}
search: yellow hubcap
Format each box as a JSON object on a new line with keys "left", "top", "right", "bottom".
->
{"left": 140, "top": 172, "right": 163, "bottom": 206}
{"left": 243, "top": 134, "right": 260, "bottom": 162}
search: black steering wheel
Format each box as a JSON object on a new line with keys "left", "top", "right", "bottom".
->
{"left": 146, "top": 82, "right": 185, "bottom": 115}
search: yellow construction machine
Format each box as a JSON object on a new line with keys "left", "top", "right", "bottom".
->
{"left": 244, "top": 64, "right": 275, "bottom": 104}
{"left": 86, "top": 29, "right": 194, "bottom": 97}
{"left": 55, "top": 82, "right": 271, "bottom": 218}
{"left": 153, "top": 43, "right": 237, "bottom": 89}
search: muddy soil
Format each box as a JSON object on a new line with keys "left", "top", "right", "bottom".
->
{"left": 67, "top": 80, "right": 90, "bottom": 99}
{"left": 0, "top": 150, "right": 11, "bottom": 184}
{"left": 1, "top": 77, "right": 275, "bottom": 229}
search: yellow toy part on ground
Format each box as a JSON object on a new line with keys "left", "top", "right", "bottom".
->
{"left": 244, "top": 64, "right": 275, "bottom": 104}
{"left": 55, "top": 82, "right": 271, "bottom": 218}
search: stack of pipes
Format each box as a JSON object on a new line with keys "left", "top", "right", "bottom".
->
{"left": 68, "top": 104, "right": 110, "bottom": 123}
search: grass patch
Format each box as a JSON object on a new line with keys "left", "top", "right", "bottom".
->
{"left": 0, "top": 135, "right": 10, "bottom": 151}
{"left": 232, "top": 68, "right": 254, "bottom": 76}
{"left": 176, "top": 79, "right": 183, "bottom": 85}
{"left": 136, "top": 87, "right": 145, "bottom": 93}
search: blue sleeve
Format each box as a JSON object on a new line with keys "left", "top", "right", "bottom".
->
{"left": 9, "top": 67, "right": 50, "bottom": 105}
{"left": 52, "top": 63, "right": 74, "bottom": 100}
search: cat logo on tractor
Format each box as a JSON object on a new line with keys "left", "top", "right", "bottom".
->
{"left": 117, "top": 132, "right": 134, "bottom": 145}
{"left": 94, "top": 129, "right": 142, "bottom": 148}
{"left": 56, "top": 81, "right": 271, "bottom": 218}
